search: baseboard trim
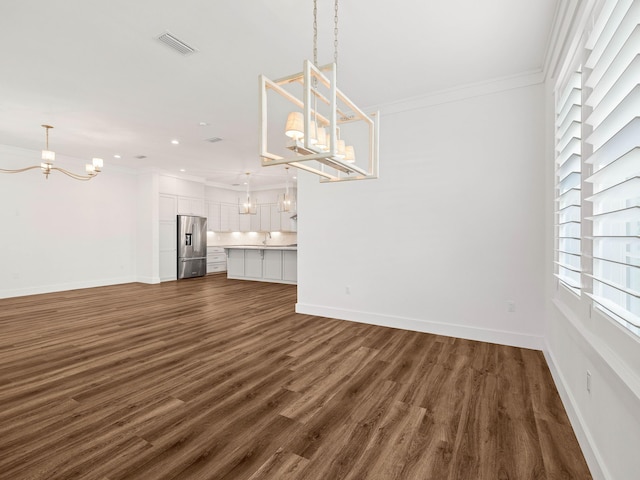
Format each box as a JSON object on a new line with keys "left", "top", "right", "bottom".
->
{"left": 543, "top": 346, "right": 609, "bottom": 480}
{"left": 295, "top": 303, "right": 544, "bottom": 350}
{"left": 136, "top": 275, "right": 162, "bottom": 284}
{"left": 0, "top": 276, "right": 137, "bottom": 299}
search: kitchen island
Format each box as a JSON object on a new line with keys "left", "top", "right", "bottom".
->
{"left": 224, "top": 246, "right": 297, "bottom": 284}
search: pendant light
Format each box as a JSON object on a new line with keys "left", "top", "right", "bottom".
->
{"left": 278, "top": 167, "right": 295, "bottom": 213}
{"left": 238, "top": 172, "right": 257, "bottom": 215}
{"left": 258, "top": 0, "right": 379, "bottom": 183}
{"left": 0, "top": 125, "right": 104, "bottom": 181}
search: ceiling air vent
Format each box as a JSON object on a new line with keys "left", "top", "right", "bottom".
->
{"left": 156, "top": 32, "right": 197, "bottom": 56}
{"left": 205, "top": 137, "right": 223, "bottom": 143}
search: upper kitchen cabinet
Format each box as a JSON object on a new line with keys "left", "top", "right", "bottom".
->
{"left": 177, "top": 196, "right": 205, "bottom": 216}
{"left": 207, "top": 202, "right": 221, "bottom": 232}
{"left": 220, "top": 203, "right": 239, "bottom": 232}
{"left": 260, "top": 205, "right": 272, "bottom": 232}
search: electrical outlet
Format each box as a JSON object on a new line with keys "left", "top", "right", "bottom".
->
{"left": 586, "top": 370, "right": 592, "bottom": 394}
{"left": 506, "top": 301, "right": 516, "bottom": 313}
{"left": 345, "top": 286, "right": 351, "bottom": 295}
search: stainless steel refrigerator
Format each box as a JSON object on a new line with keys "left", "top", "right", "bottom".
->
{"left": 177, "top": 215, "right": 207, "bottom": 279}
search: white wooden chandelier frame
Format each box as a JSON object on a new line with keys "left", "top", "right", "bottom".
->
{"left": 259, "top": 60, "right": 379, "bottom": 183}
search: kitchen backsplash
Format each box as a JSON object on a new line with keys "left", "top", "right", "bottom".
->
{"left": 207, "top": 231, "right": 297, "bottom": 247}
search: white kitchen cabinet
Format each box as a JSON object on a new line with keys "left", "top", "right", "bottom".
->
{"left": 250, "top": 208, "right": 261, "bottom": 232}
{"left": 260, "top": 205, "right": 272, "bottom": 232}
{"left": 239, "top": 212, "right": 251, "bottom": 232}
{"left": 226, "top": 249, "right": 244, "bottom": 277}
{"left": 225, "top": 247, "right": 296, "bottom": 284}
{"left": 206, "top": 246, "right": 227, "bottom": 273}
{"left": 263, "top": 249, "right": 282, "bottom": 280}
{"left": 207, "top": 202, "right": 221, "bottom": 232}
{"left": 244, "top": 250, "right": 263, "bottom": 278}
{"left": 159, "top": 195, "right": 177, "bottom": 221}
{"left": 282, "top": 250, "right": 297, "bottom": 282}
{"left": 159, "top": 195, "right": 178, "bottom": 281}
{"left": 269, "top": 205, "right": 281, "bottom": 232}
{"left": 177, "top": 196, "right": 205, "bottom": 216}
{"left": 220, "top": 203, "right": 239, "bottom": 232}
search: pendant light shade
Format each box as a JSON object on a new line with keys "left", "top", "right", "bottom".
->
{"left": 285, "top": 112, "right": 304, "bottom": 140}
{"left": 344, "top": 145, "right": 355, "bottom": 163}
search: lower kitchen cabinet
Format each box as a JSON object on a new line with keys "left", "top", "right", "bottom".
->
{"left": 244, "top": 249, "right": 263, "bottom": 278}
{"left": 206, "top": 246, "right": 227, "bottom": 274}
{"left": 282, "top": 250, "right": 297, "bottom": 283}
{"left": 263, "top": 250, "right": 283, "bottom": 280}
{"left": 225, "top": 247, "right": 297, "bottom": 284}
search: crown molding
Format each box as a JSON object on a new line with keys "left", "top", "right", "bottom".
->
{"left": 366, "top": 69, "right": 544, "bottom": 118}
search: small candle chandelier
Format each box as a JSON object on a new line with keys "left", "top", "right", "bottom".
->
{"left": 238, "top": 172, "right": 257, "bottom": 215}
{"left": 277, "top": 167, "right": 296, "bottom": 212}
{"left": 0, "top": 125, "right": 104, "bottom": 181}
{"left": 258, "top": 0, "right": 379, "bottom": 183}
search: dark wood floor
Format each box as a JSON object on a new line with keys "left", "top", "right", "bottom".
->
{"left": 0, "top": 275, "right": 591, "bottom": 479}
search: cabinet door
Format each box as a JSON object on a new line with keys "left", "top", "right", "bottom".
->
{"left": 244, "top": 250, "right": 263, "bottom": 278}
{"left": 250, "top": 208, "right": 261, "bottom": 232}
{"left": 207, "top": 202, "right": 221, "bottom": 232}
{"left": 269, "top": 205, "right": 281, "bottom": 232}
{"left": 239, "top": 213, "right": 251, "bottom": 232}
{"left": 221, "top": 204, "right": 239, "bottom": 232}
{"left": 263, "top": 249, "right": 283, "bottom": 280}
{"left": 260, "top": 205, "right": 271, "bottom": 232}
{"left": 159, "top": 195, "right": 177, "bottom": 221}
{"left": 226, "top": 249, "right": 244, "bottom": 277}
{"left": 283, "top": 250, "right": 297, "bottom": 282}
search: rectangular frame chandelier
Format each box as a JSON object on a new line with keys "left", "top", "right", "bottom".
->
{"left": 259, "top": 60, "right": 379, "bottom": 183}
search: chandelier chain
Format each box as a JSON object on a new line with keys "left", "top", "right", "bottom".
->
{"left": 334, "top": 0, "right": 339, "bottom": 68}
{"left": 313, "top": 0, "right": 318, "bottom": 67}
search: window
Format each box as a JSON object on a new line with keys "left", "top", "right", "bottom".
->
{"left": 555, "top": 70, "right": 582, "bottom": 296}
{"left": 583, "top": 0, "right": 640, "bottom": 334}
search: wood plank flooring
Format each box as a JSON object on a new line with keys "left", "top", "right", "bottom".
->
{"left": 0, "top": 275, "right": 592, "bottom": 479}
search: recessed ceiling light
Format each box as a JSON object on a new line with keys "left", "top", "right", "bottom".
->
{"left": 171, "top": 139, "right": 179, "bottom": 145}
{"left": 199, "top": 122, "right": 209, "bottom": 126}
{"left": 113, "top": 154, "right": 121, "bottom": 159}
{"left": 180, "top": 169, "right": 186, "bottom": 172}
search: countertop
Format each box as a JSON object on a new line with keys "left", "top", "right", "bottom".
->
{"left": 222, "top": 245, "right": 297, "bottom": 251}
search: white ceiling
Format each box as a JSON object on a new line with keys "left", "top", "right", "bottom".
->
{"left": 0, "top": 0, "right": 559, "bottom": 188}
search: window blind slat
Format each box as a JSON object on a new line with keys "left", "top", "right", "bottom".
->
{"left": 585, "top": 147, "right": 640, "bottom": 187}
{"left": 557, "top": 122, "right": 582, "bottom": 152}
{"left": 557, "top": 105, "right": 582, "bottom": 137}
{"left": 586, "top": 117, "right": 640, "bottom": 170}
{"left": 556, "top": 137, "right": 581, "bottom": 165}
{"left": 585, "top": 85, "right": 640, "bottom": 149}
{"left": 585, "top": 2, "right": 639, "bottom": 85}
{"left": 587, "top": 205, "right": 640, "bottom": 224}
{"left": 585, "top": 176, "right": 640, "bottom": 203}
{"left": 585, "top": 0, "right": 631, "bottom": 61}
{"left": 585, "top": 53, "right": 640, "bottom": 117}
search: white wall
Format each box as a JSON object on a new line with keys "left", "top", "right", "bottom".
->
{"left": 0, "top": 145, "right": 138, "bottom": 297}
{"left": 297, "top": 82, "right": 546, "bottom": 349}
